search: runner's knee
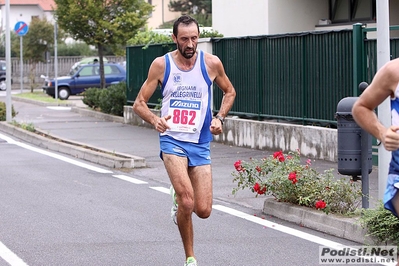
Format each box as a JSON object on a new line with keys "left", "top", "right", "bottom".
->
{"left": 196, "top": 206, "right": 212, "bottom": 219}
{"left": 178, "top": 193, "right": 195, "bottom": 213}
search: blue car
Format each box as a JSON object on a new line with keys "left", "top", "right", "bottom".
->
{"left": 43, "top": 62, "right": 126, "bottom": 100}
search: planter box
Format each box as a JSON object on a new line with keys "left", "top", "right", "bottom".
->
{"left": 262, "top": 198, "right": 374, "bottom": 244}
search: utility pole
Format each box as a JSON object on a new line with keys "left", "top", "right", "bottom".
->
{"left": 5, "top": 0, "right": 11, "bottom": 122}
{"left": 376, "top": 0, "right": 391, "bottom": 200}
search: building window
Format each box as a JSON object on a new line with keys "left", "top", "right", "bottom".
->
{"left": 330, "top": 0, "right": 375, "bottom": 23}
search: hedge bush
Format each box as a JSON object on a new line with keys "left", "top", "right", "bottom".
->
{"left": 0, "top": 102, "right": 17, "bottom": 121}
{"left": 82, "top": 82, "right": 127, "bottom": 116}
{"left": 359, "top": 201, "right": 399, "bottom": 247}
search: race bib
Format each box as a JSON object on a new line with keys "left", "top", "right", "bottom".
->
{"left": 167, "top": 99, "right": 202, "bottom": 133}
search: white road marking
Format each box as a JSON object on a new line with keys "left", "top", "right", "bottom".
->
{"left": 0, "top": 241, "right": 28, "bottom": 266}
{"left": 113, "top": 175, "right": 148, "bottom": 184}
{"left": 46, "top": 106, "right": 71, "bottom": 111}
{"left": 150, "top": 187, "right": 170, "bottom": 194}
{"left": 212, "top": 204, "right": 395, "bottom": 266}
{"left": 146, "top": 185, "right": 395, "bottom": 265}
{"left": 0, "top": 133, "right": 112, "bottom": 174}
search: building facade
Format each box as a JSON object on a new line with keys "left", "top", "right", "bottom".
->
{"left": 0, "top": 0, "right": 55, "bottom": 33}
{"left": 213, "top": 0, "right": 399, "bottom": 38}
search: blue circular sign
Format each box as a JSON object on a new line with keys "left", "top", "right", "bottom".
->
{"left": 14, "top": 21, "right": 29, "bottom": 36}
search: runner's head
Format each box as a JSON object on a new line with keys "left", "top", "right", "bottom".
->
{"left": 172, "top": 15, "right": 200, "bottom": 59}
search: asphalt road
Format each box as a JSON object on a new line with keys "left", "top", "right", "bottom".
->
{"left": 0, "top": 92, "right": 393, "bottom": 266}
{"left": 0, "top": 128, "right": 390, "bottom": 266}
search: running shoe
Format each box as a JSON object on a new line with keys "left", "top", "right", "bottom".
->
{"left": 170, "top": 185, "right": 178, "bottom": 225}
{"left": 184, "top": 257, "right": 197, "bottom": 266}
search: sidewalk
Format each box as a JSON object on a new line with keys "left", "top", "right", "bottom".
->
{"left": 1, "top": 96, "right": 381, "bottom": 245}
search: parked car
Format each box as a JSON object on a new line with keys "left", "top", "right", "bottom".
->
{"left": 0, "top": 60, "right": 12, "bottom": 91}
{"left": 43, "top": 62, "right": 126, "bottom": 100}
{"left": 69, "top": 56, "right": 108, "bottom": 74}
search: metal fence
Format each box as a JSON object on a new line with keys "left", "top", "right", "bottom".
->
{"left": 125, "top": 28, "right": 399, "bottom": 127}
{"left": 126, "top": 44, "right": 174, "bottom": 108}
{"left": 3, "top": 56, "right": 125, "bottom": 86}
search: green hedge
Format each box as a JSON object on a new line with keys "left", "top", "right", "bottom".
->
{"left": 82, "top": 82, "right": 127, "bottom": 116}
{"left": 0, "top": 102, "right": 17, "bottom": 121}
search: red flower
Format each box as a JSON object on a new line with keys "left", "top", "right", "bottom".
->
{"left": 234, "top": 160, "right": 243, "bottom": 172}
{"left": 255, "top": 166, "right": 261, "bottom": 173}
{"left": 288, "top": 171, "right": 298, "bottom": 184}
{"left": 253, "top": 183, "right": 267, "bottom": 195}
{"left": 273, "top": 151, "right": 285, "bottom": 162}
{"left": 315, "top": 200, "right": 327, "bottom": 209}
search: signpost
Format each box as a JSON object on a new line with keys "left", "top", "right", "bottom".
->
{"left": 14, "top": 21, "right": 29, "bottom": 93}
{"left": 5, "top": 0, "right": 10, "bottom": 122}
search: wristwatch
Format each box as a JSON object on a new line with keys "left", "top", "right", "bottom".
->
{"left": 215, "top": 115, "right": 225, "bottom": 125}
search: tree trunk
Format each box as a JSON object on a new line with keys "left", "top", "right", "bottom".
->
{"left": 97, "top": 44, "right": 105, "bottom": 89}
{"left": 29, "top": 61, "right": 37, "bottom": 93}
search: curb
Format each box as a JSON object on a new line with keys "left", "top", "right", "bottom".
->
{"left": 0, "top": 121, "right": 146, "bottom": 169}
{"left": 71, "top": 106, "right": 125, "bottom": 124}
{"left": 11, "top": 95, "right": 76, "bottom": 107}
{"left": 262, "top": 198, "right": 374, "bottom": 244}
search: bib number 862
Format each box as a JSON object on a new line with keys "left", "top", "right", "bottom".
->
{"left": 172, "top": 109, "right": 196, "bottom": 125}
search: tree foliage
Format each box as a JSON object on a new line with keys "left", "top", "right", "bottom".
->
{"left": 54, "top": 0, "right": 153, "bottom": 88}
{"left": 127, "top": 28, "right": 173, "bottom": 47}
{"left": 13, "top": 17, "right": 62, "bottom": 63}
{"left": 127, "top": 27, "right": 223, "bottom": 47}
{"left": 169, "top": 0, "right": 211, "bottom": 15}
{"left": 168, "top": 0, "right": 212, "bottom": 26}
{"left": 12, "top": 17, "right": 64, "bottom": 92}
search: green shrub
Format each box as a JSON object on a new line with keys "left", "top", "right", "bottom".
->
{"left": 0, "top": 102, "right": 17, "bottom": 121}
{"left": 82, "top": 87, "right": 102, "bottom": 109}
{"left": 98, "top": 83, "right": 127, "bottom": 116}
{"left": 359, "top": 201, "right": 399, "bottom": 247}
{"left": 127, "top": 28, "right": 173, "bottom": 46}
{"left": 82, "top": 83, "right": 127, "bottom": 116}
{"left": 11, "top": 120, "right": 35, "bottom": 132}
{"left": 127, "top": 26, "right": 223, "bottom": 47}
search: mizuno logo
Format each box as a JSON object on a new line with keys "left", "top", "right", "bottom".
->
{"left": 170, "top": 100, "right": 201, "bottom": 110}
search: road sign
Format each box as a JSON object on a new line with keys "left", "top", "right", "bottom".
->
{"left": 14, "top": 21, "right": 29, "bottom": 36}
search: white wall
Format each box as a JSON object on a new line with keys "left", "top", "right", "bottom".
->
{"left": 213, "top": 0, "right": 269, "bottom": 37}
{"left": 1, "top": 6, "right": 54, "bottom": 33}
{"left": 213, "top": 0, "right": 329, "bottom": 37}
{"left": 268, "top": 0, "right": 328, "bottom": 34}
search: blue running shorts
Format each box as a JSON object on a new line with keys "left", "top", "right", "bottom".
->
{"left": 383, "top": 174, "right": 399, "bottom": 217}
{"left": 159, "top": 135, "right": 211, "bottom": 167}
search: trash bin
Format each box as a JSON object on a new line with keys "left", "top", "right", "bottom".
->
{"left": 336, "top": 97, "right": 372, "bottom": 178}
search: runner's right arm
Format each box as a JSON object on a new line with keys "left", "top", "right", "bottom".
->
{"left": 133, "top": 57, "right": 171, "bottom": 133}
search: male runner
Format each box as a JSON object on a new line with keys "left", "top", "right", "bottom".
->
{"left": 133, "top": 15, "right": 236, "bottom": 266}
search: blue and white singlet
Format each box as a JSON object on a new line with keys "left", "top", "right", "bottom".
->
{"left": 389, "top": 85, "right": 399, "bottom": 174}
{"left": 160, "top": 50, "right": 213, "bottom": 143}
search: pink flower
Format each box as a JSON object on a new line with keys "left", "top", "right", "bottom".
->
{"left": 253, "top": 183, "right": 267, "bottom": 195}
{"left": 315, "top": 200, "right": 327, "bottom": 209}
{"left": 288, "top": 171, "right": 298, "bottom": 184}
{"left": 256, "top": 166, "right": 261, "bottom": 173}
{"left": 273, "top": 151, "right": 285, "bottom": 162}
{"left": 234, "top": 160, "right": 244, "bottom": 172}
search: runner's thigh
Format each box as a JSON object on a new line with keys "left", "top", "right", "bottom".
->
{"left": 188, "top": 165, "right": 212, "bottom": 208}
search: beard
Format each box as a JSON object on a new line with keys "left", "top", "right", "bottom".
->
{"left": 177, "top": 42, "right": 196, "bottom": 59}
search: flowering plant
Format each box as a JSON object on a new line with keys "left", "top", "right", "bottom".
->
{"left": 232, "top": 150, "right": 362, "bottom": 215}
